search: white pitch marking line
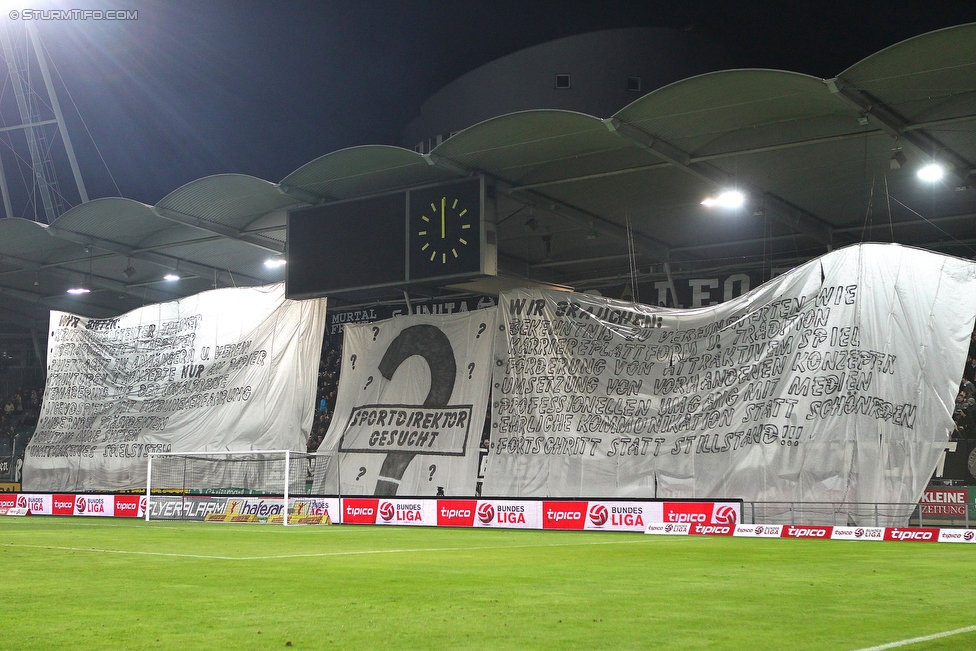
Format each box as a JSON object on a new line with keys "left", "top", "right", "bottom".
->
{"left": 2, "top": 538, "right": 649, "bottom": 561}
{"left": 851, "top": 624, "right": 976, "bottom": 651}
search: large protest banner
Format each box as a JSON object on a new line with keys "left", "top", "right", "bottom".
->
{"left": 321, "top": 309, "right": 496, "bottom": 496}
{"left": 483, "top": 244, "right": 976, "bottom": 523}
{"left": 24, "top": 284, "right": 327, "bottom": 492}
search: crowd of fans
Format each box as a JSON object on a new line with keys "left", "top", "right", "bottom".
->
{"left": 1, "top": 385, "right": 42, "bottom": 480}
{"left": 306, "top": 340, "right": 341, "bottom": 452}
{"left": 951, "top": 331, "right": 976, "bottom": 440}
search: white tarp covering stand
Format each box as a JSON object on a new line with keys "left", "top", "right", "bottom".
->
{"left": 23, "top": 283, "right": 327, "bottom": 492}
{"left": 483, "top": 244, "right": 976, "bottom": 524}
{"left": 320, "top": 309, "right": 497, "bottom": 496}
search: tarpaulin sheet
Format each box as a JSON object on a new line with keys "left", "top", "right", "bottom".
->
{"left": 24, "top": 283, "right": 326, "bottom": 491}
{"left": 483, "top": 244, "right": 976, "bottom": 524}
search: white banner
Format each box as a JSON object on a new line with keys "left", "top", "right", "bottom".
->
{"left": 483, "top": 244, "right": 976, "bottom": 523}
{"left": 24, "top": 283, "right": 327, "bottom": 492}
{"left": 321, "top": 309, "right": 496, "bottom": 496}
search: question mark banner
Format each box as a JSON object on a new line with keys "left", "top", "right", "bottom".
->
{"left": 323, "top": 308, "right": 498, "bottom": 496}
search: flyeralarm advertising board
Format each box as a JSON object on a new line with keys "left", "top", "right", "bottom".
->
{"left": 147, "top": 495, "right": 227, "bottom": 521}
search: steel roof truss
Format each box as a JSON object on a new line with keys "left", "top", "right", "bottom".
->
{"left": 826, "top": 77, "right": 975, "bottom": 186}
{"left": 605, "top": 117, "right": 835, "bottom": 247}
{"left": 46, "top": 226, "right": 266, "bottom": 287}
{"left": 152, "top": 207, "right": 285, "bottom": 254}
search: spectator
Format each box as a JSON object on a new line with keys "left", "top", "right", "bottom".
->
{"left": 306, "top": 338, "right": 342, "bottom": 452}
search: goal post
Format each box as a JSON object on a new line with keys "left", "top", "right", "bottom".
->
{"left": 145, "top": 450, "right": 339, "bottom": 525}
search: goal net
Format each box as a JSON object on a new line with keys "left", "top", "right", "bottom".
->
{"left": 145, "top": 450, "right": 339, "bottom": 525}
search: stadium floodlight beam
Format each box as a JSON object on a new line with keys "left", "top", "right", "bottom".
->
{"left": 917, "top": 163, "right": 945, "bottom": 183}
{"left": 66, "top": 287, "right": 90, "bottom": 294}
{"left": 264, "top": 258, "right": 287, "bottom": 269}
{"left": 163, "top": 273, "right": 180, "bottom": 281}
{"left": 701, "top": 190, "right": 745, "bottom": 209}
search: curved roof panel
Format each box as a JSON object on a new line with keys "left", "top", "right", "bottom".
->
{"left": 51, "top": 197, "right": 162, "bottom": 248}
{"left": 615, "top": 70, "right": 855, "bottom": 158}
{"left": 839, "top": 23, "right": 976, "bottom": 115}
{"left": 0, "top": 218, "right": 73, "bottom": 265}
{"left": 431, "top": 109, "right": 641, "bottom": 186}
{"left": 280, "top": 145, "right": 455, "bottom": 201}
{"left": 156, "top": 174, "right": 297, "bottom": 229}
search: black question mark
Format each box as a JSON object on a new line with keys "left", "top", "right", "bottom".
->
{"left": 373, "top": 324, "right": 456, "bottom": 496}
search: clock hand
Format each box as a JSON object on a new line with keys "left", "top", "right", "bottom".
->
{"left": 441, "top": 197, "right": 446, "bottom": 239}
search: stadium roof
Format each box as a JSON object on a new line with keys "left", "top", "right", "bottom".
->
{"left": 0, "top": 23, "right": 974, "bottom": 333}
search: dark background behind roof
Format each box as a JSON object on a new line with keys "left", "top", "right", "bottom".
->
{"left": 30, "top": 0, "right": 976, "bottom": 206}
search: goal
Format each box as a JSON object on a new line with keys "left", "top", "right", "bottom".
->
{"left": 145, "top": 450, "right": 339, "bottom": 525}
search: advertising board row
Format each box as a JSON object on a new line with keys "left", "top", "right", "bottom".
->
{"left": 2, "top": 493, "right": 974, "bottom": 542}
{"left": 339, "top": 498, "right": 740, "bottom": 532}
{"left": 0, "top": 492, "right": 143, "bottom": 517}
{"left": 646, "top": 522, "right": 976, "bottom": 543}
{"left": 0, "top": 493, "right": 737, "bottom": 530}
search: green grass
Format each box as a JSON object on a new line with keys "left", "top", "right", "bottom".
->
{"left": 1, "top": 518, "right": 975, "bottom": 650}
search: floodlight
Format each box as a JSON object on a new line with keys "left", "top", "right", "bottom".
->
{"left": 917, "top": 163, "right": 945, "bottom": 182}
{"left": 163, "top": 273, "right": 180, "bottom": 281}
{"left": 66, "top": 287, "right": 90, "bottom": 294}
{"left": 264, "top": 258, "right": 287, "bottom": 268}
{"left": 701, "top": 190, "right": 745, "bottom": 209}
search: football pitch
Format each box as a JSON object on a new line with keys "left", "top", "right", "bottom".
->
{"left": 1, "top": 517, "right": 975, "bottom": 650}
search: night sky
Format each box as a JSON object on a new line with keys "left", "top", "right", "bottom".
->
{"left": 20, "top": 0, "right": 976, "bottom": 206}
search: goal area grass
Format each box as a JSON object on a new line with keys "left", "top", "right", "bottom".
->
{"left": 2, "top": 517, "right": 975, "bottom": 650}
